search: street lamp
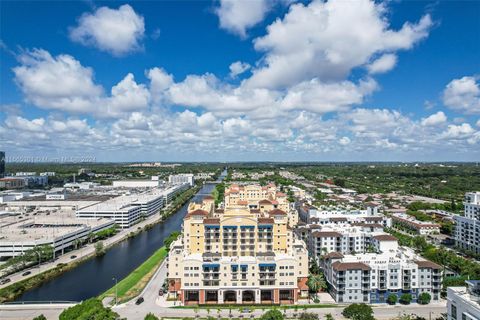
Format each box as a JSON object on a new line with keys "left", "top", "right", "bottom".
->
{"left": 112, "top": 277, "right": 118, "bottom": 305}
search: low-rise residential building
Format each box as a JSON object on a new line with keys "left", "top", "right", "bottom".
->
{"left": 300, "top": 224, "right": 391, "bottom": 259}
{"left": 455, "top": 192, "right": 480, "bottom": 254}
{"left": 167, "top": 184, "right": 308, "bottom": 305}
{"left": 447, "top": 280, "right": 480, "bottom": 320}
{"left": 321, "top": 236, "right": 442, "bottom": 304}
{"left": 298, "top": 204, "right": 391, "bottom": 228}
{"left": 289, "top": 186, "right": 306, "bottom": 199}
{"left": 392, "top": 213, "right": 440, "bottom": 235}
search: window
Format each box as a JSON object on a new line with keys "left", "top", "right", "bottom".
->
{"left": 451, "top": 304, "right": 457, "bottom": 320}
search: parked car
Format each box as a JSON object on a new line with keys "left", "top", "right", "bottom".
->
{"left": 70, "top": 255, "right": 77, "bottom": 259}
{"left": 22, "top": 271, "right": 31, "bottom": 276}
{"left": 135, "top": 297, "right": 144, "bottom": 305}
{"left": 0, "top": 278, "right": 11, "bottom": 285}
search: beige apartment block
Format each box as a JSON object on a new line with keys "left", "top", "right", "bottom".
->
{"left": 167, "top": 184, "right": 308, "bottom": 305}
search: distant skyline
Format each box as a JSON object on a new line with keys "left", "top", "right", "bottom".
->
{"left": 1, "top": 0, "right": 479, "bottom": 162}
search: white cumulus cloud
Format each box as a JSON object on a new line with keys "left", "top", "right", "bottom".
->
{"left": 69, "top": 4, "right": 145, "bottom": 56}
{"left": 443, "top": 76, "right": 480, "bottom": 114}
{"left": 215, "top": 0, "right": 272, "bottom": 38}
{"left": 105, "top": 73, "right": 150, "bottom": 115}
{"left": 248, "top": 0, "right": 432, "bottom": 89}
{"left": 13, "top": 49, "right": 103, "bottom": 113}
{"left": 421, "top": 111, "right": 447, "bottom": 126}
{"left": 229, "top": 61, "right": 251, "bottom": 78}
{"left": 367, "top": 54, "right": 398, "bottom": 74}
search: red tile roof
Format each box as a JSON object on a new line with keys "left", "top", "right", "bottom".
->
{"left": 415, "top": 260, "right": 441, "bottom": 269}
{"left": 269, "top": 209, "right": 287, "bottom": 216}
{"left": 185, "top": 209, "right": 209, "bottom": 218}
{"left": 373, "top": 234, "right": 397, "bottom": 241}
{"left": 332, "top": 262, "right": 370, "bottom": 271}
{"left": 311, "top": 231, "right": 342, "bottom": 238}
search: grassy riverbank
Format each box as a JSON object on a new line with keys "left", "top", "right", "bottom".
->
{"left": 99, "top": 246, "right": 168, "bottom": 304}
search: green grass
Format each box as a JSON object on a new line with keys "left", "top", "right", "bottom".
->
{"left": 99, "top": 246, "right": 167, "bottom": 302}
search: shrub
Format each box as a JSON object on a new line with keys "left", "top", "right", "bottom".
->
{"left": 342, "top": 303, "right": 374, "bottom": 320}
{"left": 260, "top": 309, "right": 284, "bottom": 320}
{"left": 145, "top": 313, "right": 160, "bottom": 320}
{"left": 59, "top": 298, "right": 118, "bottom": 320}
{"left": 298, "top": 312, "right": 319, "bottom": 320}
{"left": 417, "top": 292, "right": 431, "bottom": 305}
{"left": 399, "top": 293, "right": 412, "bottom": 305}
{"left": 387, "top": 294, "right": 398, "bottom": 305}
{"left": 32, "top": 315, "right": 47, "bottom": 320}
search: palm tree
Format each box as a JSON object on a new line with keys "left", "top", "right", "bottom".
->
{"left": 307, "top": 274, "right": 327, "bottom": 298}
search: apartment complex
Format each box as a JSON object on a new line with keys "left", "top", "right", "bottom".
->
{"left": 225, "top": 184, "right": 297, "bottom": 227}
{"left": 391, "top": 213, "right": 440, "bottom": 235}
{"left": 298, "top": 204, "right": 391, "bottom": 228}
{"left": 321, "top": 236, "right": 442, "bottom": 303}
{"left": 298, "top": 223, "right": 392, "bottom": 260}
{"left": 447, "top": 280, "right": 480, "bottom": 320}
{"left": 455, "top": 192, "right": 480, "bottom": 254}
{"left": 167, "top": 184, "right": 308, "bottom": 305}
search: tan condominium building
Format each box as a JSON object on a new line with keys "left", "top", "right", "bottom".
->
{"left": 167, "top": 184, "right": 308, "bottom": 305}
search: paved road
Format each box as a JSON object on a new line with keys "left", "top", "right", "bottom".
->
{"left": 0, "top": 304, "right": 68, "bottom": 320}
{"left": 111, "top": 254, "right": 169, "bottom": 318}
{"left": 0, "top": 299, "right": 447, "bottom": 320}
{"left": 112, "top": 303, "right": 446, "bottom": 320}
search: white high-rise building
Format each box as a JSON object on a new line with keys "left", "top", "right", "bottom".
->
{"left": 169, "top": 173, "right": 194, "bottom": 186}
{"left": 447, "top": 280, "right": 480, "bottom": 320}
{"left": 454, "top": 192, "right": 480, "bottom": 254}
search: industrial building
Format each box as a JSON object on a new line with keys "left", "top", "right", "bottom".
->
{"left": 112, "top": 177, "right": 160, "bottom": 188}
{"left": 0, "top": 214, "right": 114, "bottom": 259}
{"left": 168, "top": 174, "right": 195, "bottom": 187}
{"left": 76, "top": 183, "right": 189, "bottom": 228}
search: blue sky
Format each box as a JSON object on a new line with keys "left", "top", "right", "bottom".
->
{"left": 0, "top": 0, "right": 479, "bottom": 162}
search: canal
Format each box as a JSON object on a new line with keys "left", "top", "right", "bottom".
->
{"left": 15, "top": 174, "right": 225, "bottom": 302}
